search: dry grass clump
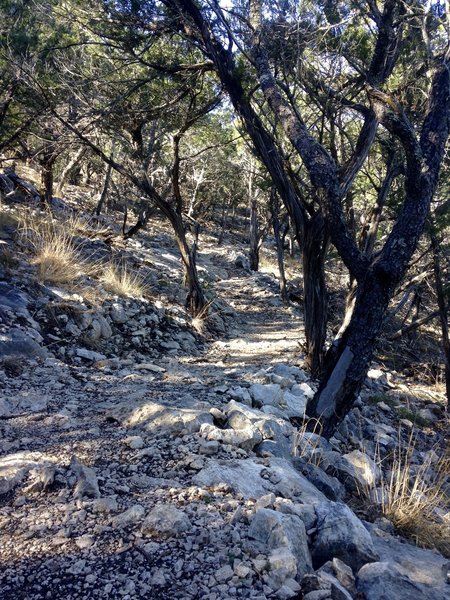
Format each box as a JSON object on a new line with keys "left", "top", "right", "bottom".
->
{"left": 100, "top": 262, "right": 147, "bottom": 298}
{"left": 369, "top": 432, "right": 450, "bottom": 556}
{"left": 292, "top": 418, "right": 324, "bottom": 466}
{"left": 21, "top": 214, "right": 89, "bottom": 284}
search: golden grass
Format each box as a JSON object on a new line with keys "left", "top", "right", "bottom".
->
{"left": 20, "top": 214, "right": 88, "bottom": 284}
{"left": 100, "top": 262, "right": 147, "bottom": 298}
{"left": 292, "top": 418, "right": 324, "bottom": 466}
{"left": 368, "top": 431, "right": 450, "bottom": 555}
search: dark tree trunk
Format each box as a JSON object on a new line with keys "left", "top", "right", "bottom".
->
{"left": 56, "top": 146, "right": 86, "bottom": 196}
{"left": 96, "top": 162, "right": 113, "bottom": 216}
{"left": 249, "top": 195, "right": 260, "bottom": 271}
{"left": 270, "top": 189, "right": 288, "bottom": 303}
{"left": 217, "top": 200, "right": 230, "bottom": 246}
{"left": 174, "top": 215, "right": 206, "bottom": 317}
{"left": 303, "top": 212, "right": 329, "bottom": 378}
{"left": 41, "top": 146, "right": 56, "bottom": 205}
{"left": 430, "top": 231, "right": 450, "bottom": 406}
{"left": 308, "top": 270, "right": 390, "bottom": 437}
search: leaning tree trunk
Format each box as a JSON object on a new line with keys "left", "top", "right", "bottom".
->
{"left": 56, "top": 146, "right": 86, "bottom": 196}
{"left": 303, "top": 211, "right": 329, "bottom": 378}
{"left": 308, "top": 269, "right": 391, "bottom": 437}
{"left": 430, "top": 231, "right": 450, "bottom": 406}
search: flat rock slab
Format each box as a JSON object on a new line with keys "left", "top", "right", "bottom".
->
{"left": 0, "top": 390, "right": 49, "bottom": 418}
{"left": 358, "top": 525, "right": 450, "bottom": 600}
{"left": 0, "top": 451, "right": 59, "bottom": 495}
{"left": 105, "top": 398, "right": 213, "bottom": 434}
{"left": 192, "top": 457, "right": 326, "bottom": 502}
{"left": 0, "top": 329, "right": 47, "bottom": 359}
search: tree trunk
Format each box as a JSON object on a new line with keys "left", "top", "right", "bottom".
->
{"left": 168, "top": 210, "right": 206, "bottom": 317}
{"left": 56, "top": 146, "right": 86, "bottom": 196}
{"left": 218, "top": 200, "right": 230, "bottom": 246}
{"left": 41, "top": 145, "right": 56, "bottom": 205}
{"left": 270, "top": 189, "right": 288, "bottom": 303}
{"left": 96, "top": 162, "right": 113, "bottom": 216}
{"left": 303, "top": 211, "right": 329, "bottom": 378}
{"left": 430, "top": 231, "right": 450, "bottom": 406}
{"left": 308, "top": 270, "right": 390, "bottom": 437}
{"left": 249, "top": 194, "right": 260, "bottom": 271}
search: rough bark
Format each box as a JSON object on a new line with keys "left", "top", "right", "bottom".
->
{"left": 40, "top": 145, "right": 56, "bottom": 205}
{"left": 309, "top": 61, "right": 450, "bottom": 435}
{"left": 430, "top": 231, "right": 450, "bottom": 406}
{"left": 303, "top": 212, "right": 329, "bottom": 377}
{"left": 270, "top": 189, "right": 288, "bottom": 303}
{"left": 56, "top": 146, "right": 86, "bottom": 196}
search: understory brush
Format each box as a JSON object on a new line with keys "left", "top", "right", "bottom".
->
{"left": 366, "top": 431, "right": 450, "bottom": 556}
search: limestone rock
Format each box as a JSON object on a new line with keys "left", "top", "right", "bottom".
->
{"left": 0, "top": 390, "right": 48, "bottom": 418}
{"left": 71, "top": 456, "right": 100, "bottom": 499}
{"left": 111, "top": 504, "right": 145, "bottom": 528}
{"left": 357, "top": 562, "right": 445, "bottom": 600}
{"left": 334, "top": 450, "right": 380, "bottom": 491}
{"left": 143, "top": 504, "right": 191, "bottom": 538}
{"left": 192, "top": 457, "right": 326, "bottom": 503}
{"left": 250, "top": 383, "right": 283, "bottom": 407}
{"left": 247, "top": 508, "right": 312, "bottom": 579}
{"left": 106, "top": 398, "right": 213, "bottom": 434}
{"left": 200, "top": 422, "right": 262, "bottom": 451}
{"left": 0, "top": 328, "right": 47, "bottom": 359}
{"left": 312, "top": 501, "right": 378, "bottom": 571}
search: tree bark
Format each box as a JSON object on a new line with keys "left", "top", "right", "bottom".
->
{"left": 56, "top": 146, "right": 86, "bottom": 196}
{"left": 303, "top": 212, "right": 329, "bottom": 377}
{"left": 40, "top": 145, "right": 56, "bottom": 205}
{"left": 430, "top": 231, "right": 450, "bottom": 406}
{"left": 270, "top": 189, "right": 288, "bottom": 303}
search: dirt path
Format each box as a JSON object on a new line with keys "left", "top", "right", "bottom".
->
{"left": 0, "top": 256, "right": 308, "bottom": 600}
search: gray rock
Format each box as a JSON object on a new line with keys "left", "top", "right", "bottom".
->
{"left": 110, "top": 302, "right": 127, "bottom": 324}
{"left": 301, "top": 571, "right": 353, "bottom": 600}
{"left": 96, "top": 313, "right": 113, "bottom": 338}
{"left": 92, "top": 496, "right": 118, "bottom": 513}
{"left": 192, "top": 457, "right": 325, "bottom": 503}
{"left": 280, "top": 390, "right": 307, "bottom": 419}
{"left": 84, "top": 319, "right": 102, "bottom": 343}
{"left": 227, "top": 386, "right": 252, "bottom": 406}
{"left": 250, "top": 383, "right": 283, "bottom": 407}
{"left": 0, "top": 328, "right": 47, "bottom": 359}
{"left": 312, "top": 501, "right": 378, "bottom": 571}
{"left": 0, "top": 283, "right": 29, "bottom": 310}
{"left": 143, "top": 504, "right": 191, "bottom": 538}
{"left": 247, "top": 508, "right": 312, "bottom": 579}
{"left": 324, "top": 449, "right": 380, "bottom": 492}
{"left": 319, "top": 558, "right": 356, "bottom": 596}
{"left": 273, "top": 498, "right": 318, "bottom": 531}
{"left": 106, "top": 398, "right": 213, "bottom": 434}
{"left": 366, "top": 523, "right": 450, "bottom": 599}
{"left": 76, "top": 348, "right": 107, "bottom": 362}
{"left": 24, "top": 465, "right": 56, "bottom": 493}
{"left": 271, "top": 364, "right": 309, "bottom": 382}
{"left": 0, "top": 390, "right": 48, "bottom": 418}
{"left": 200, "top": 422, "right": 262, "bottom": 451}
{"left": 0, "top": 451, "right": 57, "bottom": 495}
{"left": 294, "top": 460, "right": 345, "bottom": 501}
{"left": 71, "top": 457, "right": 100, "bottom": 499}
{"left": 111, "top": 504, "right": 145, "bottom": 528}
{"left": 357, "top": 562, "right": 446, "bottom": 600}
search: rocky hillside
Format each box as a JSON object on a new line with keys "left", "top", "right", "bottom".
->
{"left": 0, "top": 188, "right": 449, "bottom": 600}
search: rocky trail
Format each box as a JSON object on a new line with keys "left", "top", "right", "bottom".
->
{"left": 0, "top": 205, "right": 449, "bottom": 600}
